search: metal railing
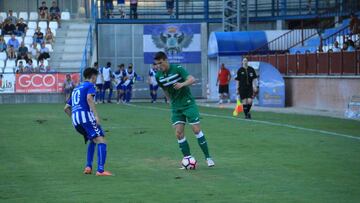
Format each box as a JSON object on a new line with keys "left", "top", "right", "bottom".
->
{"left": 80, "top": 24, "right": 93, "bottom": 80}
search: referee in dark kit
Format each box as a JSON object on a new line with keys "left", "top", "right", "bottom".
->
{"left": 235, "top": 57, "right": 258, "bottom": 119}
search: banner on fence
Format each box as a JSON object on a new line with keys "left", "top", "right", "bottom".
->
{"left": 143, "top": 23, "right": 201, "bottom": 64}
{"left": 15, "top": 73, "right": 80, "bottom": 93}
{"left": 0, "top": 73, "right": 16, "bottom": 93}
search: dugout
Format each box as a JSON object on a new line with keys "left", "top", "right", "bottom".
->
{"left": 207, "top": 31, "right": 285, "bottom": 107}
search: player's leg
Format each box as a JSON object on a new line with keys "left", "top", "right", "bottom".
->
{"left": 101, "top": 84, "right": 107, "bottom": 103}
{"left": 153, "top": 85, "right": 158, "bottom": 102}
{"left": 108, "top": 86, "right": 113, "bottom": 103}
{"left": 149, "top": 85, "right": 154, "bottom": 102}
{"left": 185, "top": 105, "right": 214, "bottom": 166}
{"left": 84, "top": 140, "right": 96, "bottom": 174}
{"left": 172, "top": 111, "right": 190, "bottom": 157}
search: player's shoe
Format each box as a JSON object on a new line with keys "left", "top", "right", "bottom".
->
{"left": 83, "top": 167, "right": 92, "bottom": 174}
{"left": 96, "top": 171, "right": 113, "bottom": 176}
{"left": 206, "top": 158, "right": 215, "bottom": 167}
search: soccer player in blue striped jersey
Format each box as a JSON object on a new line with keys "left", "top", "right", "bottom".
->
{"left": 64, "top": 68, "right": 112, "bottom": 176}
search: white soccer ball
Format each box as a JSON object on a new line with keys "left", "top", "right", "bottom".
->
{"left": 181, "top": 156, "right": 197, "bottom": 170}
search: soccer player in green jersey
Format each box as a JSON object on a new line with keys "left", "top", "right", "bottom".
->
{"left": 154, "top": 51, "right": 215, "bottom": 168}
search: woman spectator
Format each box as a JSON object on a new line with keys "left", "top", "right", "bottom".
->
{"left": 29, "top": 42, "right": 40, "bottom": 59}
{"left": 0, "top": 36, "right": 7, "bottom": 52}
{"left": 45, "top": 28, "right": 54, "bottom": 45}
{"left": 38, "top": 1, "right": 49, "bottom": 20}
{"left": 33, "top": 27, "right": 44, "bottom": 45}
{"left": 38, "top": 58, "right": 47, "bottom": 72}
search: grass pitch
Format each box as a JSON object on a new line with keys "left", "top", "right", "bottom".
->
{"left": 0, "top": 103, "right": 359, "bottom": 203}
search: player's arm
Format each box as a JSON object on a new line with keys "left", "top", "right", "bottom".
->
{"left": 173, "top": 66, "right": 195, "bottom": 90}
{"left": 64, "top": 104, "right": 72, "bottom": 117}
{"left": 87, "top": 94, "right": 100, "bottom": 124}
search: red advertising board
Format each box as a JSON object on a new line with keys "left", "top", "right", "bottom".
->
{"left": 15, "top": 73, "right": 80, "bottom": 93}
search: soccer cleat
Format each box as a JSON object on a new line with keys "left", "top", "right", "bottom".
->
{"left": 206, "top": 158, "right": 215, "bottom": 167}
{"left": 83, "top": 167, "right": 92, "bottom": 174}
{"left": 96, "top": 170, "right": 113, "bottom": 176}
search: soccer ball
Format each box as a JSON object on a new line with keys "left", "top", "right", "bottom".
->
{"left": 181, "top": 156, "right": 197, "bottom": 170}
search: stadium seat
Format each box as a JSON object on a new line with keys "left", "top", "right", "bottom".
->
{"left": 11, "top": 12, "right": 18, "bottom": 18}
{"left": 0, "top": 12, "right": 7, "bottom": 20}
{"left": 49, "top": 22, "right": 58, "bottom": 30}
{"left": 18, "top": 12, "right": 28, "bottom": 21}
{"left": 6, "top": 60, "right": 16, "bottom": 68}
{"left": 28, "top": 21, "right": 37, "bottom": 29}
{"left": 24, "top": 36, "right": 33, "bottom": 45}
{"left": 51, "top": 29, "right": 57, "bottom": 37}
{"left": 44, "top": 59, "right": 49, "bottom": 67}
{"left": 45, "top": 44, "right": 53, "bottom": 52}
{"left": 29, "top": 12, "right": 38, "bottom": 21}
{"left": 41, "top": 29, "right": 46, "bottom": 35}
{"left": 3, "top": 67, "right": 14, "bottom": 73}
{"left": 16, "top": 36, "right": 23, "bottom": 44}
{"left": 4, "top": 36, "right": 11, "bottom": 44}
{"left": 38, "top": 21, "right": 48, "bottom": 30}
{"left": 36, "top": 43, "right": 41, "bottom": 50}
{"left": 26, "top": 29, "right": 35, "bottom": 37}
{"left": 17, "top": 59, "right": 26, "bottom": 67}
{"left": 61, "top": 12, "right": 70, "bottom": 20}
{"left": 0, "top": 52, "right": 6, "bottom": 61}
{"left": 0, "top": 60, "right": 5, "bottom": 69}
{"left": 32, "top": 59, "right": 38, "bottom": 66}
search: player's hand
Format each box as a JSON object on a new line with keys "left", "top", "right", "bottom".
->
{"left": 173, "top": 82, "right": 184, "bottom": 90}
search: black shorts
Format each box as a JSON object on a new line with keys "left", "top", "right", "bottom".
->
{"left": 239, "top": 88, "right": 253, "bottom": 100}
{"left": 218, "top": 85, "right": 229, "bottom": 94}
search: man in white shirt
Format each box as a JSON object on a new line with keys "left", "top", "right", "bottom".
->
{"left": 101, "top": 62, "right": 113, "bottom": 103}
{"left": 94, "top": 62, "right": 103, "bottom": 104}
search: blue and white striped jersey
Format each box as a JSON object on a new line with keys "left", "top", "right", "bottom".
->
{"left": 67, "top": 81, "right": 96, "bottom": 126}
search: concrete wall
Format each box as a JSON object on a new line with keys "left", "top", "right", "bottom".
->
{"left": 0, "top": 93, "right": 64, "bottom": 104}
{"left": 285, "top": 77, "right": 360, "bottom": 111}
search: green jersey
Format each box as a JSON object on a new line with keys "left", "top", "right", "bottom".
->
{"left": 155, "top": 64, "right": 195, "bottom": 109}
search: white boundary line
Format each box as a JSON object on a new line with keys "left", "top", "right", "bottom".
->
{"left": 126, "top": 104, "right": 360, "bottom": 142}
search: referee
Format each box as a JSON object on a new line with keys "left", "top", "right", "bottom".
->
{"left": 235, "top": 58, "right": 258, "bottom": 119}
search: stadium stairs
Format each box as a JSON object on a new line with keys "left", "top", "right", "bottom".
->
{"left": 49, "top": 20, "right": 89, "bottom": 73}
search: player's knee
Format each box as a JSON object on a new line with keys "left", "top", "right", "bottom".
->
{"left": 192, "top": 125, "right": 201, "bottom": 134}
{"left": 175, "top": 129, "right": 184, "bottom": 139}
{"left": 93, "top": 136, "right": 106, "bottom": 144}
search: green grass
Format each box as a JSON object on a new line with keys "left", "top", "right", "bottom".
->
{"left": 0, "top": 103, "right": 359, "bottom": 203}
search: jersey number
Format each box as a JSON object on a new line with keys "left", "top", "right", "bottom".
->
{"left": 72, "top": 89, "right": 81, "bottom": 105}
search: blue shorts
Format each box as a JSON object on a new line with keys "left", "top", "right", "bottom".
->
{"left": 64, "top": 88, "right": 72, "bottom": 94}
{"left": 96, "top": 84, "right": 103, "bottom": 91}
{"left": 116, "top": 83, "right": 124, "bottom": 90}
{"left": 150, "top": 84, "right": 159, "bottom": 91}
{"left": 103, "top": 81, "right": 111, "bottom": 90}
{"left": 74, "top": 122, "right": 105, "bottom": 143}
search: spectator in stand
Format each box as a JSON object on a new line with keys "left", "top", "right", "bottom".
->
{"left": 130, "top": 0, "right": 138, "bottom": 19}
{"left": 342, "top": 43, "right": 348, "bottom": 51}
{"left": 104, "top": 0, "right": 114, "bottom": 18}
{"left": 0, "top": 36, "right": 7, "bottom": 52}
{"left": 45, "top": 28, "right": 54, "bottom": 45}
{"left": 118, "top": 0, "right": 126, "bottom": 19}
{"left": 29, "top": 42, "right": 40, "bottom": 59}
{"left": 39, "top": 1, "right": 49, "bottom": 20}
{"left": 38, "top": 42, "right": 50, "bottom": 60}
{"left": 166, "top": 0, "right": 175, "bottom": 18}
{"left": 15, "top": 60, "right": 25, "bottom": 73}
{"left": 2, "top": 19, "right": 16, "bottom": 35}
{"left": 7, "top": 34, "right": 19, "bottom": 50}
{"left": 34, "top": 27, "right": 44, "bottom": 44}
{"left": 216, "top": 63, "right": 231, "bottom": 104}
{"left": 24, "top": 59, "right": 34, "bottom": 73}
{"left": 38, "top": 58, "right": 47, "bottom": 72}
{"left": 6, "top": 10, "right": 18, "bottom": 25}
{"left": 333, "top": 41, "right": 341, "bottom": 52}
{"left": 7, "top": 45, "right": 16, "bottom": 60}
{"left": 17, "top": 42, "right": 29, "bottom": 62}
{"left": 347, "top": 40, "right": 356, "bottom": 51}
{"left": 49, "top": 1, "right": 61, "bottom": 27}
{"left": 15, "top": 18, "right": 28, "bottom": 37}
{"left": 349, "top": 13, "right": 359, "bottom": 36}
